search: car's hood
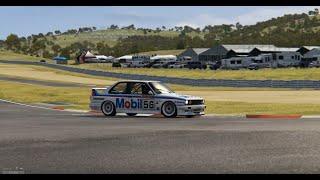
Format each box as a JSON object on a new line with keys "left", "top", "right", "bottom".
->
{"left": 157, "top": 93, "right": 203, "bottom": 100}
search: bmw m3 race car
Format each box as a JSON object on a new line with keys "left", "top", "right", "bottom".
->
{"left": 89, "top": 80, "right": 206, "bottom": 118}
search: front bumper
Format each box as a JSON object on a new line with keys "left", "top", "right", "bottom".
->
{"left": 177, "top": 104, "right": 206, "bottom": 116}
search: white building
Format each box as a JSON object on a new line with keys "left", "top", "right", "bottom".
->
{"left": 115, "top": 55, "right": 132, "bottom": 63}
{"left": 250, "top": 54, "right": 273, "bottom": 68}
{"left": 126, "top": 55, "right": 149, "bottom": 67}
{"left": 271, "top": 52, "right": 302, "bottom": 68}
{"left": 150, "top": 55, "right": 177, "bottom": 62}
{"left": 221, "top": 56, "right": 251, "bottom": 69}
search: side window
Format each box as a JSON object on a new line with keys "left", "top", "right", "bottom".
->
{"left": 109, "top": 82, "right": 128, "bottom": 94}
{"left": 129, "top": 83, "right": 153, "bottom": 95}
{"left": 279, "top": 55, "right": 284, "bottom": 60}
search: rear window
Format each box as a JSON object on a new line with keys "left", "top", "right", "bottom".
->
{"left": 109, "top": 82, "right": 127, "bottom": 94}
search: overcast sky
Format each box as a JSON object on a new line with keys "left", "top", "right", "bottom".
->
{"left": 0, "top": 6, "right": 319, "bottom": 39}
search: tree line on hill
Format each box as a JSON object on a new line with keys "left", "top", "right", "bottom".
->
{"left": 2, "top": 9, "right": 320, "bottom": 59}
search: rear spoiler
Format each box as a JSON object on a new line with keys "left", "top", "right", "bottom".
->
{"left": 91, "top": 87, "right": 108, "bottom": 96}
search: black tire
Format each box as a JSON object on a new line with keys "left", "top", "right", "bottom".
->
{"left": 126, "top": 113, "right": 137, "bottom": 116}
{"left": 161, "top": 101, "right": 177, "bottom": 118}
{"left": 101, "top": 101, "right": 116, "bottom": 116}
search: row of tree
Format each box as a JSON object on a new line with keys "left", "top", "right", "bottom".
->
{"left": 2, "top": 10, "right": 320, "bottom": 59}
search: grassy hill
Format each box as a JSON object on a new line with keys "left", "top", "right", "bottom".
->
{"left": 44, "top": 29, "right": 206, "bottom": 48}
{"left": 0, "top": 49, "right": 52, "bottom": 62}
{"left": 34, "top": 13, "right": 320, "bottom": 52}
{"left": 221, "top": 13, "right": 320, "bottom": 46}
{"left": 4, "top": 10, "right": 320, "bottom": 59}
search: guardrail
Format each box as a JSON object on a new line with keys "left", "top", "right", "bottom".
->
{"left": 1, "top": 60, "right": 320, "bottom": 89}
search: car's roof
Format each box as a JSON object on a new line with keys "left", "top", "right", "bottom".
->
{"left": 115, "top": 80, "right": 161, "bottom": 83}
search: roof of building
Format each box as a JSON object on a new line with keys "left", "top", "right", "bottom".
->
{"left": 222, "top": 44, "right": 277, "bottom": 53}
{"left": 301, "top": 46, "right": 320, "bottom": 50}
{"left": 192, "top": 48, "right": 210, "bottom": 54}
{"left": 303, "top": 48, "right": 320, "bottom": 58}
{"left": 273, "top": 47, "right": 300, "bottom": 52}
{"left": 117, "top": 55, "right": 133, "bottom": 59}
{"left": 151, "top": 55, "right": 177, "bottom": 60}
{"left": 84, "top": 51, "right": 96, "bottom": 58}
{"left": 53, "top": 56, "right": 68, "bottom": 61}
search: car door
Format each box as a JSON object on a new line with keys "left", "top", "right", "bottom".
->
{"left": 128, "top": 82, "right": 157, "bottom": 113}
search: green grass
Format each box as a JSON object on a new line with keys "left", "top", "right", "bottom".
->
{"left": 0, "top": 80, "right": 90, "bottom": 110}
{"left": 206, "top": 101, "right": 320, "bottom": 115}
{"left": 73, "top": 63, "right": 320, "bottom": 81}
{"left": 1, "top": 80, "right": 320, "bottom": 115}
{"left": 0, "top": 50, "right": 52, "bottom": 62}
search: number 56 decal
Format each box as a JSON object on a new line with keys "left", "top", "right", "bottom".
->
{"left": 143, "top": 100, "right": 154, "bottom": 109}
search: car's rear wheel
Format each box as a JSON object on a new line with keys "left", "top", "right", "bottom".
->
{"left": 161, "top": 101, "right": 177, "bottom": 118}
{"left": 126, "top": 113, "right": 137, "bottom": 116}
{"left": 101, "top": 101, "right": 116, "bottom": 116}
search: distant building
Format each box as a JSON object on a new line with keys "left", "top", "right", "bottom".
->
{"left": 271, "top": 51, "right": 302, "bottom": 68}
{"left": 221, "top": 56, "right": 251, "bottom": 70}
{"left": 150, "top": 55, "right": 177, "bottom": 62}
{"left": 199, "top": 44, "right": 277, "bottom": 62}
{"left": 297, "top": 46, "right": 320, "bottom": 55}
{"left": 178, "top": 48, "right": 209, "bottom": 61}
{"left": 301, "top": 48, "right": 320, "bottom": 67}
{"left": 249, "top": 47, "right": 299, "bottom": 56}
{"left": 116, "top": 55, "right": 133, "bottom": 63}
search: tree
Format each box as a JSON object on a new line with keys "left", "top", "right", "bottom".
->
{"left": 38, "top": 33, "right": 45, "bottom": 38}
{"left": 110, "top": 24, "right": 119, "bottom": 29}
{"left": 42, "top": 50, "right": 52, "bottom": 58}
{"left": 96, "top": 42, "right": 111, "bottom": 55}
{"left": 5, "top": 34, "right": 21, "bottom": 50}
{"left": 54, "top": 30, "right": 61, "bottom": 35}
{"left": 51, "top": 44, "right": 61, "bottom": 54}
{"left": 60, "top": 47, "right": 71, "bottom": 59}
{"left": 122, "top": 24, "right": 135, "bottom": 30}
{"left": 46, "top": 32, "right": 53, "bottom": 36}
{"left": 236, "top": 22, "right": 243, "bottom": 30}
{"left": 0, "top": 40, "right": 5, "bottom": 48}
{"left": 30, "top": 39, "right": 46, "bottom": 56}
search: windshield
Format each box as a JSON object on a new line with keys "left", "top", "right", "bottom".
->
{"left": 149, "top": 82, "right": 174, "bottom": 94}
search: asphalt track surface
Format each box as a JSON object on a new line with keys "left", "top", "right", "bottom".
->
{"left": 1, "top": 100, "right": 320, "bottom": 174}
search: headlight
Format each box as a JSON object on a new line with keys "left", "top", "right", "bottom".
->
{"left": 202, "top": 99, "right": 205, "bottom": 104}
{"left": 185, "top": 100, "right": 189, "bottom": 105}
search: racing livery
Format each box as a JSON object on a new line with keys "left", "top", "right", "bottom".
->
{"left": 89, "top": 80, "right": 206, "bottom": 118}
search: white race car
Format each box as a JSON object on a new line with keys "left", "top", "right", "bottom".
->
{"left": 89, "top": 80, "right": 206, "bottom": 118}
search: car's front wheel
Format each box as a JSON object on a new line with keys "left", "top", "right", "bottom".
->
{"left": 101, "top": 101, "right": 116, "bottom": 116}
{"left": 161, "top": 101, "right": 177, "bottom": 118}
